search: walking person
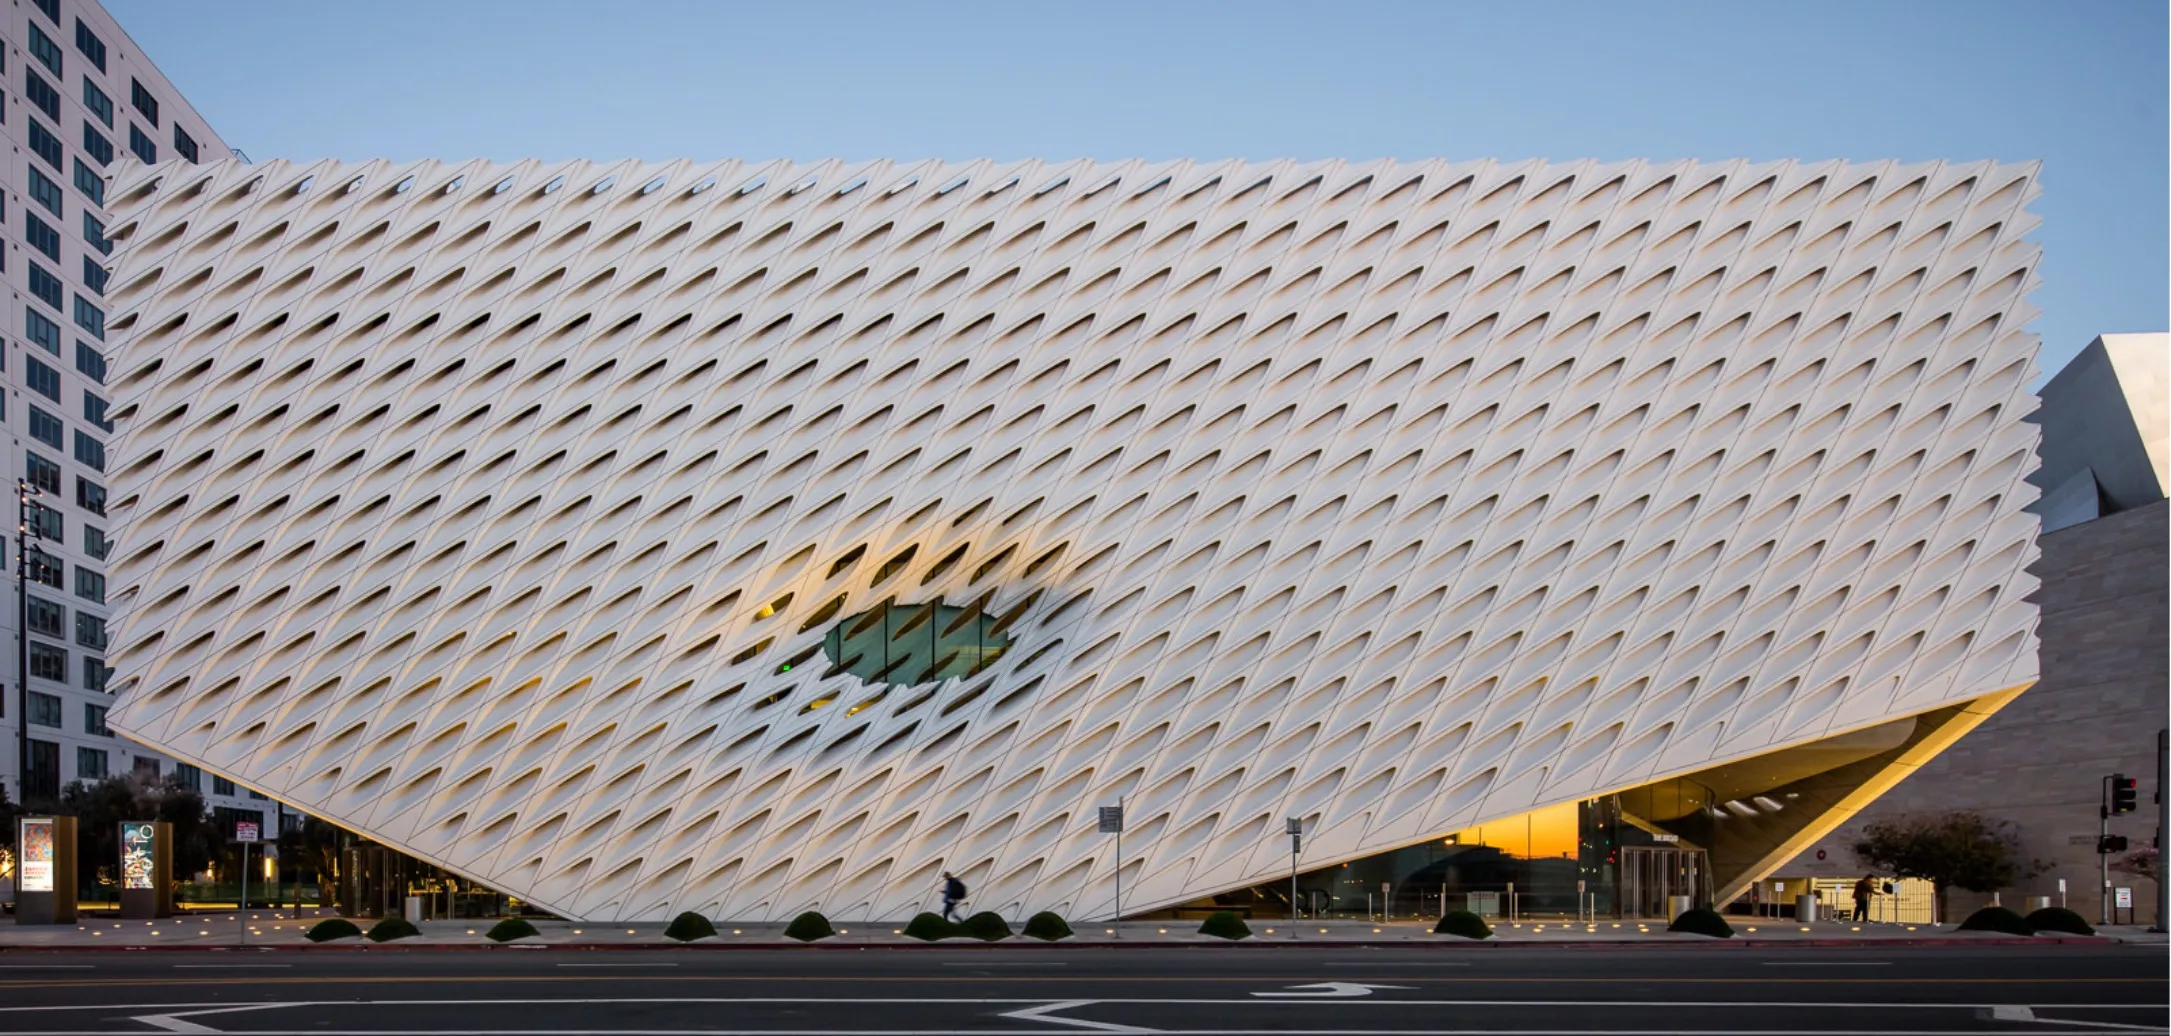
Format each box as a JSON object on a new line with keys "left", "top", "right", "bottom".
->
{"left": 1852, "top": 874, "right": 1877, "bottom": 922}
{"left": 941, "top": 871, "right": 967, "bottom": 922}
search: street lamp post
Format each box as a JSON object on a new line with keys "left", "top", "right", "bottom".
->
{"left": 15, "top": 478, "right": 46, "bottom": 805}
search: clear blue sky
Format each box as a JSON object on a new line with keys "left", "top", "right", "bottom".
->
{"left": 109, "top": 0, "right": 2165, "bottom": 380}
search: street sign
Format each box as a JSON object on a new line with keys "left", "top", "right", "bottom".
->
{"left": 235, "top": 821, "right": 260, "bottom": 843}
{"left": 2115, "top": 887, "right": 2133, "bottom": 909}
{"left": 1285, "top": 818, "right": 1303, "bottom": 836}
{"left": 2058, "top": 878, "right": 2067, "bottom": 893}
{"left": 1096, "top": 807, "right": 1123, "bottom": 834}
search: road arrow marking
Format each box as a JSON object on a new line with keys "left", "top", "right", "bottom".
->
{"left": 130, "top": 1004, "right": 294, "bottom": 1034}
{"left": 1251, "top": 982, "right": 1414, "bottom": 998}
{"left": 998, "top": 1000, "right": 1158, "bottom": 1033}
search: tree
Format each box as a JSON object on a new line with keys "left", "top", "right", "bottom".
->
{"left": 2111, "top": 846, "right": 2158, "bottom": 883}
{"left": 1852, "top": 811, "right": 2046, "bottom": 921}
{"left": 39, "top": 775, "right": 219, "bottom": 892}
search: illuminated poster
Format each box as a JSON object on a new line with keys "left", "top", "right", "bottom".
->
{"left": 122, "top": 822, "right": 156, "bottom": 891}
{"left": 19, "top": 819, "right": 54, "bottom": 892}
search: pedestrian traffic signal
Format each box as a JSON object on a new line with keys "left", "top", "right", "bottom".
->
{"left": 2097, "top": 834, "right": 2129, "bottom": 854}
{"left": 2110, "top": 774, "right": 2139, "bottom": 814}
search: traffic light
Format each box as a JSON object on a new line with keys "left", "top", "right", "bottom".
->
{"left": 2111, "top": 774, "right": 2139, "bottom": 814}
{"left": 2098, "top": 834, "right": 2130, "bottom": 854}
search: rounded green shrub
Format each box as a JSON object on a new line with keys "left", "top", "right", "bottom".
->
{"left": 1023, "top": 911, "right": 1073, "bottom": 942}
{"left": 304, "top": 917, "right": 363, "bottom": 942}
{"left": 1198, "top": 910, "right": 1252, "bottom": 940}
{"left": 664, "top": 911, "right": 717, "bottom": 942}
{"left": 958, "top": 910, "right": 1013, "bottom": 941}
{"left": 1666, "top": 907, "right": 1734, "bottom": 938}
{"left": 1958, "top": 906, "right": 2034, "bottom": 935}
{"left": 904, "top": 912, "right": 956, "bottom": 941}
{"left": 1433, "top": 910, "right": 1492, "bottom": 940}
{"left": 2024, "top": 906, "right": 2094, "bottom": 936}
{"left": 366, "top": 917, "right": 422, "bottom": 942}
{"left": 784, "top": 911, "right": 835, "bottom": 942}
{"left": 485, "top": 917, "right": 539, "bottom": 942}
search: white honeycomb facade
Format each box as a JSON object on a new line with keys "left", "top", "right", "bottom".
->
{"left": 101, "top": 158, "right": 2043, "bottom": 922}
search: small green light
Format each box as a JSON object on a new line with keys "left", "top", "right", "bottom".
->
{"left": 780, "top": 664, "right": 792, "bottom": 672}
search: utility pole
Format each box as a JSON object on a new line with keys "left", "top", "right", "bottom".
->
{"left": 2100, "top": 774, "right": 2111, "bottom": 926}
{"left": 2155, "top": 730, "right": 2168, "bottom": 934}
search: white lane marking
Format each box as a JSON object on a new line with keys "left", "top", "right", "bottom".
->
{"left": 1253, "top": 982, "right": 1414, "bottom": 998}
{"left": 6, "top": 1028, "right": 2158, "bottom": 1036}
{"left": 557, "top": 964, "right": 681, "bottom": 969}
{"left": 0, "top": 997, "right": 2154, "bottom": 1010}
{"left": 998, "top": 1001, "right": 1157, "bottom": 1034}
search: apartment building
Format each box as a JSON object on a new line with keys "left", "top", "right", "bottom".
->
{"left": 0, "top": 0, "right": 274, "bottom": 834}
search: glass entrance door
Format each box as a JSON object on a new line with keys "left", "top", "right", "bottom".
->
{"left": 1620, "top": 846, "right": 1709, "bottom": 918}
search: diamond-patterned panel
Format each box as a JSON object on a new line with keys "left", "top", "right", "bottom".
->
{"left": 102, "top": 158, "right": 2041, "bottom": 921}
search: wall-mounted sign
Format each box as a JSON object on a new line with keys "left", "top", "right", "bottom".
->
{"left": 121, "top": 822, "right": 157, "bottom": 891}
{"left": 19, "top": 819, "right": 55, "bottom": 892}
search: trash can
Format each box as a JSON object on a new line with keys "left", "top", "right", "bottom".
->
{"left": 1667, "top": 895, "right": 1693, "bottom": 921}
{"left": 1795, "top": 894, "right": 1819, "bottom": 923}
{"left": 404, "top": 895, "right": 424, "bottom": 923}
{"left": 2026, "top": 895, "right": 2052, "bottom": 911}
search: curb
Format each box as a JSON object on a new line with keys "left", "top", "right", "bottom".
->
{"left": 0, "top": 935, "right": 2119, "bottom": 952}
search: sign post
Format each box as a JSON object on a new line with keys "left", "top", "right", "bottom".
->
{"left": 1097, "top": 802, "right": 1124, "bottom": 924}
{"left": 1286, "top": 818, "right": 1302, "bottom": 922}
{"left": 119, "top": 820, "right": 172, "bottom": 919}
{"left": 235, "top": 821, "right": 260, "bottom": 946}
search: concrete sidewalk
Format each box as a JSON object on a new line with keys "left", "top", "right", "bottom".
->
{"left": 0, "top": 910, "right": 2155, "bottom": 949}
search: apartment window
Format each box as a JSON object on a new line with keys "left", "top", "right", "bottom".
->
{"left": 75, "top": 342, "right": 105, "bottom": 383}
{"left": 28, "top": 500, "right": 61, "bottom": 541}
{"left": 76, "top": 746, "right": 106, "bottom": 780}
{"left": 28, "top": 167, "right": 63, "bottom": 216}
{"left": 29, "top": 644, "right": 66, "bottom": 683}
{"left": 174, "top": 124, "right": 199, "bottom": 163}
{"left": 127, "top": 124, "right": 155, "bottom": 164}
{"left": 24, "top": 213, "right": 60, "bottom": 260}
{"left": 129, "top": 78, "right": 160, "bottom": 124}
{"left": 27, "top": 118, "right": 63, "bottom": 171}
{"left": 72, "top": 429, "right": 103, "bottom": 471}
{"left": 81, "top": 77, "right": 111, "bottom": 127}
{"left": 25, "top": 740, "right": 59, "bottom": 798}
{"left": 26, "top": 311, "right": 60, "bottom": 355}
{"left": 82, "top": 657, "right": 109, "bottom": 692}
{"left": 83, "top": 390, "right": 110, "bottom": 431}
{"left": 81, "top": 257, "right": 107, "bottom": 295}
{"left": 25, "top": 451, "right": 60, "bottom": 492}
{"left": 72, "top": 294, "right": 102, "bottom": 340}
{"left": 84, "top": 525, "right": 109, "bottom": 561}
{"left": 84, "top": 703, "right": 109, "bottom": 736}
{"left": 28, "top": 404, "right": 62, "bottom": 447}
{"left": 27, "top": 595, "right": 65, "bottom": 637}
{"left": 75, "top": 476, "right": 104, "bottom": 516}
{"left": 212, "top": 775, "right": 236, "bottom": 796}
{"left": 81, "top": 121, "right": 112, "bottom": 165}
{"left": 72, "top": 159, "right": 104, "bottom": 205}
{"left": 32, "top": 0, "right": 59, "bottom": 25}
{"left": 28, "top": 23, "right": 62, "bottom": 75}
{"left": 74, "top": 565, "right": 103, "bottom": 603}
{"left": 83, "top": 211, "right": 111, "bottom": 254}
{"left": 26, "top": 545, "right": 62, "bottom": 587}
{"left": 24, "top": 68, "right": 59, "bottom": 121}
{"left": 249, "top": 788, "right": 268, "bottom": 800}
{"left": 26, "top": 356, "right": 61, "bottom": 400}
{"left": 72, "top": 20, "right": 105, "bottom": 72}
{"left": 174, "top": 763, "right": 201, "bottom": 791}
{"left": 75, "top": 611, "right": 104, "bottom": 650}
{"left": 28, "top": 263, "right": 63, "bottom": 309}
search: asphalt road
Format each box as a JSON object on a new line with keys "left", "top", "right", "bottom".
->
{"left": 0, "top": 944, "right": 2161, "bottom": 1035}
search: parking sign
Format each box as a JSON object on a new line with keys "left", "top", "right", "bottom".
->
{"left": 235, "top": 821, "right": 260, "bottom": 843}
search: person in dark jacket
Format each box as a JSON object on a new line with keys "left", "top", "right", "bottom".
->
{"left": 1852, "top": 874, "right": 1877, "bottom": 922}
{"left": 941, "top": 872, "right": 967, "bottom": 921}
